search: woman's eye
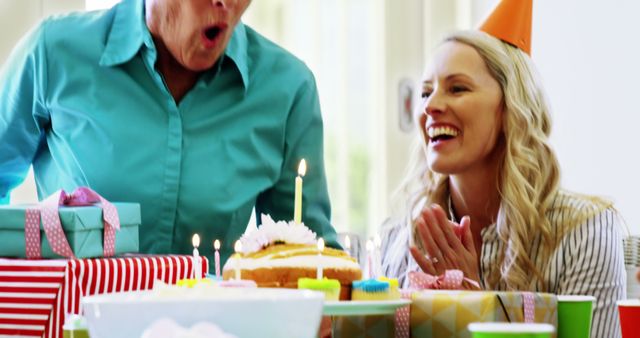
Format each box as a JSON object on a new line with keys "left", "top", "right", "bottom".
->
{"left": 451, "top": 85, "right": 468, "bottom": 94}
{"left": 421, "top": 90, "right": 432, "bottom": 98}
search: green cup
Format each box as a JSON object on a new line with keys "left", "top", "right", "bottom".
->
{"left": 62, "top": 329, "right": 90, "bottom": 338}
{"left": 63, "top": 314, "right": 90, "bottom": 338}
{"left": 557, "top": 295, "right": 595, "bottom": 338}
{"left": 468, "top": 322, "right": 554, "bottom": 338}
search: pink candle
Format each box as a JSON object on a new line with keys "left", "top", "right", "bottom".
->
{"left": 214, "top": 239, "right": 221, "bottom": 278}
{"left": 374, "top": 234, "right": 382, "bottom": 278}
{"left": 366, "top": 240, "right": 373, "bottom": 279}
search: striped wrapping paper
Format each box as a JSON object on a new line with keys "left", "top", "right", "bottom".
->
{"left": 0, "top": 255, "right": 209, "bottom": 338}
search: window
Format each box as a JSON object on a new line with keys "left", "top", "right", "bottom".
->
{"left": 244, "top": 0, "right": 385, "bottom": 237}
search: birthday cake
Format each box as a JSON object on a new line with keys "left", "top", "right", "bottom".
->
{"left": 222, "top": 215, "right": 362, "bottom": 300}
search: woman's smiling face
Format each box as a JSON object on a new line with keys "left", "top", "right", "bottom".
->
{"left": 419, "top": 41, "right": 505, "bottom": 176}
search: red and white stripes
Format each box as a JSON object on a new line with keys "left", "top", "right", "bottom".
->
{"left": 0, "top": 259, "right": 66, "bottom": 337}
{"left": 0, "top": 255, "right": 208, "bottom": 338}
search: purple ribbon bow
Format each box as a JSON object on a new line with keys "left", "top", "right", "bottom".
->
{"left": 24, "top": 187, "right": 121, "bottom": 259}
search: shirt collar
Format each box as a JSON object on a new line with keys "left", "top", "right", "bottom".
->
{"left": 100, "top": 0, "right": 250, "bottom": 91}
{"left": 224, "top": 22, "right": 250, "bottom": 91}
{"left": 99, "top": 0, "right": 150, "bottom": 67}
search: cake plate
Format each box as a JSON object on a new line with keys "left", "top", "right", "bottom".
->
{"left": 323, "top": 299, "right": 411, "bottom": 316}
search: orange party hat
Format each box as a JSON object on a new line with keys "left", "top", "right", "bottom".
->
{"left": 479, "top": 0, "right": 533, "bottom": 55}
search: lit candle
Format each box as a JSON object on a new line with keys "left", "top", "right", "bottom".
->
{"left": 293, "top": 159, "right": 307, "bottom": 224}
{"left": 192, "top": 234, "right": 201, "bottom": 280}
{"left": 213, "top": 239, "right": 221, "bottom": 278}
{"left": 373, "top": 234, "right": 382, "bottom": 279}
{"left": 344, "top": 235, "right": 351, "bottom": 255}
{"left": 317, "top": 238, "right": 325, "bottom": 279}
{"left": 366, "top": 239, "right": 373, "bottom": 279}
{"left": 234, "top": 240, "right": 242, "bottom": 280}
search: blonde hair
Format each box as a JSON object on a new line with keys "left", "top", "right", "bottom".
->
{"left": 399, "top": 30, "right": 611, "bottom": 291}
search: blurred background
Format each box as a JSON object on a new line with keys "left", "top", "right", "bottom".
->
{"left": 2, "top": 0, "right": 640, "bottom": 245}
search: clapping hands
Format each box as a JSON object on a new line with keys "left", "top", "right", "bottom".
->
{"left": 410, "top": 204, "right": 481, "bottom": 289}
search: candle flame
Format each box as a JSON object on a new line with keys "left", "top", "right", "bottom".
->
{"left": 366, "top": 239, "right": 373, "bottom": 252}
{"left": 214, "top": 239, "right": 220, "bottom": 250}
{"left": 374, "top": 234, "right": 381, "bottom": 248}
{"left": 234, "top": 240, "right": 242, "bottom": 254}
{"left": 344, "top": 235, "right": 351, "bottom": 250}
{"left": 298, "top": 159, "right": 307, "bottom": 176}
{"left": 192, "top": 234, "right": 200, "bottom": 248}
{"left": 317, "top": 238, "right": 325, "bottom": 252}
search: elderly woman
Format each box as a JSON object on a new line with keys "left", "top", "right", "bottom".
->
{"left": 0, "top": 0, "right": 339, "bottom": 262}
{"left": 381, "top": 19, "right": 626, "bottom": 338}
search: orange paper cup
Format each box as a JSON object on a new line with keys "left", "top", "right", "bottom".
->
{"left": 618, "top": 299, "right": 640, "bottom": 338}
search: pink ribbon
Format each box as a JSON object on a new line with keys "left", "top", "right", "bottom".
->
{"left": 394, "top": 270, "right": 533, "bottom": 338}
{"left": 408, "top": 269, "right": 481, "bottom": 290}
{"left": 24, "top": 187, "right": 120, "bottom": 259}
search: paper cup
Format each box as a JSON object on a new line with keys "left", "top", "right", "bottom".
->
{"left": 618, "top": 299, "right": 640, "bottom": 338}
{"left": 557, "top": 295, "right": 595, "bottom": 338}
{"left": 468, "top": 323, "right": 554, "bottom": 338}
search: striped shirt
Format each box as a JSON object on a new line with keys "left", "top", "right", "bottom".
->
{"left": 381, "top": 192, "right": 626, "bottom": 338}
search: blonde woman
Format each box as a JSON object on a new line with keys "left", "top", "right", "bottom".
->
{"left": 380, "top": 30, "right": 626, "bottom": 338}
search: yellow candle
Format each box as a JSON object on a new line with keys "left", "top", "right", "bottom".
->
{"left": 192, "top": 234, "right": 201, "bottom": 280}
{"left": 234, "top": 240, "right": 242, "bottom": 280}
{"left": 293, "top": 159, "right": 307, "bottom": 224}
{"left": 317, "top": 238, "right": 325, "bottom": 279}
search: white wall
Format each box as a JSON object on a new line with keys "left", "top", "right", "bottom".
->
{"left": 472, "top": 0, "right": 640, "bottom": 234}
{"left": 0, "top": 0, "right": 84, "bottom": 203}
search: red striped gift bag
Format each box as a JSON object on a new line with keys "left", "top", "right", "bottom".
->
{"left": 0, "top": 255, "right": 209, "bottom": 338}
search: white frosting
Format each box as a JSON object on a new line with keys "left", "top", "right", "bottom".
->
{"left": 239, "top": 214, "right": 317, "bottom": 254}
{"left": 223, "top": 247, "right": 361, "bottom": 271}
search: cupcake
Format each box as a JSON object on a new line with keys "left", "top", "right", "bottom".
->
{"left": 377, "top": 276, "right": 401, "bottom": 299}
{"left": 351, "top": 279, "right": 395, "bottom": 301}
{"left": 297, "top": 278, "right": 341, "bottom": 301}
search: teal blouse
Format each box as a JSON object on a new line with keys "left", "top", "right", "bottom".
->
{"left": 0, "top": 0, "right": 338, "bottom": 261}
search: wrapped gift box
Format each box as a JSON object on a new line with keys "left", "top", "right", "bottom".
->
{"left": 410, "top": 290, "right": 557, "bottom": 338}
{"left": 0, "top": 203, "right": 140, "bottom": 258}
{"left": 0, "top": 255, "right": 209, "bottom": 338}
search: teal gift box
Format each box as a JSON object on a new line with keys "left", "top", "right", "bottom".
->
{"left": 0, "top": 203, "right": 140, "bottom": 258}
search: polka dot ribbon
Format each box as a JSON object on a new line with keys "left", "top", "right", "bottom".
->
{"left": 408, "top": 269, "right": 480, "bottom": 290}
{"left": 523, "top": 292, "right": 535, "bottom": 323}
{"left": 395, "top": 289, "right": 413, "bottom": 338}
{"left": 24, "top": 187, "right": 120, "bottom": 259}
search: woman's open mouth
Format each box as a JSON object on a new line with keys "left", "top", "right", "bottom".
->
{"left": 427, "top": 125, "right": 460, "bottom": 145}
{"left": 201, "top": 25, "right": 226, "bottom": 48}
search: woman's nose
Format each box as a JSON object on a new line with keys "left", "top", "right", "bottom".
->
{"left": 423, "top": 90, "right": 446, "bottom": 117}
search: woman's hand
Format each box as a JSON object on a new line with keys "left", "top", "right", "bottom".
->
{"left": 410, "top": 204, "right": 481, "bottom": 289}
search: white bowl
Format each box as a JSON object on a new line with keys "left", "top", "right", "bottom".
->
{"left": 82, "top": 287, "right": 324, "bottom": 338}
